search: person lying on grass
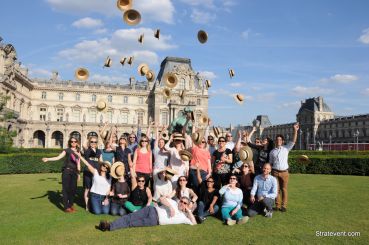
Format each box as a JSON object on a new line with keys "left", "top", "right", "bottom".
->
{"left": 97, "top": 196, "right": 197, "bottom": 231}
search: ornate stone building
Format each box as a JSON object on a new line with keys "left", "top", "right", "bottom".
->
{"left": 0, "top": 42, "right": 209, "bottom": 148}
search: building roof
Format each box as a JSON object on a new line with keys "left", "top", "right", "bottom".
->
{"left": 298, "top": 96, "right": 332, "bottom": 114}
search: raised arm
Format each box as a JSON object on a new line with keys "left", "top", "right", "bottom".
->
{"left": 146, "top": 187, "right": 153, "bottom": 206}
{"left": 234, "top": 130, "right": 242, "bottom": 152}
{"left": 292, "top": 122, "right": 299, "bottom": 145}
{"left": 196, "top": 164, "right": 203, "bottom": 185}
{"left": 130, "top": 165, "right": 137, "bottom": 190}
{"left": 247, "top": 127, "right": 256, "bottom": 143}
{"left": 42, "top": 150, "right": 66, "bottom": 162}
{"left": 77, "top": 154, "right": 96, "bottom": 174}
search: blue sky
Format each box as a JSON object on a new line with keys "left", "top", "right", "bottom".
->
{"left": 1, "top": 0, "right": 369, "bottom": 127}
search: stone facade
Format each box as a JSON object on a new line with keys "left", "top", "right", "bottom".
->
{"left": 0, "top": 42, "right": 209, "bottom": 148}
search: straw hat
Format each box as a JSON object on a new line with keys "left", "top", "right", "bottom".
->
{"left": 234, "top": 94, "right": 244, "bottom": 104}
{"left": 191, "top": 131, "right": 204, "bottom": 145}
{"left": 205, "top": 79, "right": 211, "bottom": 89}
{"left": 297, "top": 155, "right": 310, "bottom": 164}
{"left": 213, "top": 126, "right": 220, "bottom": 138}
{"left": 138, "top": 34, "right": 144, "bottom": 44}
{"left": 146, "top": 70, "right": 155, "bottom": 82}
{"left": 229, "top": 68, "right": 235, "bottom": 78}
{"left": 165, "top": 167, "right": 178, "bottom": 179}
{"left": 160, "top": 130, "right": 169, "bottom": 141}
{"left": 179, "top": 150, "right": 193, "bottom": 161}
{"left": 197, "top": 30, "right": 208, "bottom": 44}
{"left": 239, "top": 146, "right": 253, "bottom": 162}
{"left": 127, "top": 56, "right": 134, "bottom": 65}
{"left": 172, "top": 132, "right": 185, "bottom": 141}
{"left": 97, "top": 99, "right": 108, "bottom": 112}
{"left": 104, "top": 56, "right": 112, "bottom": 68}
{"left": 120, "top": 57, "right": 127, "bottom": 66}
{"left": 110, "top": 161, "right": 125, "bottom": 179}
{"left": 154, "top": 29, "right": 160, "bottom": 39}
{"left": 137, "top": 63, "right": 149, "bottom": 76}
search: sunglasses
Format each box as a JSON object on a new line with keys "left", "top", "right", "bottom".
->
{"left": 243, "top": 165, "right": 249, "bottom": 168}
{"left": 208, "top": 138, "right": 214, "bottom": 141}
{"left": 207, "top": 180, "right": 214, "bottom": 183}
{"left": 129, "top": 137, "right": 136, "bottom": 139}
{"left": 230, "top": 177, "right": 237, "bottom": 180}
{"left": 141, "top": 140, "right": 148, "bottom": 142}
{"left": 90, "top": 141, "right": 97, "bottom": 143}
{"left": 179, "top": 179, "right": 187, "bottom": 182}
{"left": 218, "top": 140, "right": 225, "bottom": 143}
{"left": 70, "top": 141, "right": 77, "bottom": 143}
{"left": 201, "top": 141, "right": 206, "bottom": 143}
{"left": 179, "top": 200, "right": 189, "bottom": 205}
{"left": 138, "top": 180, "right": 145, "bottom": 183}
{"left": 226, "top": 135, "right": 232, "bottom": 137}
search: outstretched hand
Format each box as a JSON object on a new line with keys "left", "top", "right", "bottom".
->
{"left": 293, "top": 122, "right": 300, "bottom": 131}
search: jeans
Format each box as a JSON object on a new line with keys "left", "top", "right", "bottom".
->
{"left": 188, "top": 169, "right": 207, "bottom": 190}
{"left": 61, "top": 169, "right": 78, "bottom": 209}
{"left": 197, "top": 201, "right": 219, "bottom": 218}
{"left": 90, "top": 192, "right": 110, "bottom": 215}
{"left": 110, "top": 206, "right": 159, "bottom": 231}
{"left": 110, "top": 202, "right": 127, "bottom": 216}
{"left": 247, "top": 197, "right": 275, "bottom": 217}
{"left": 221, "top": 206, "right": 243, "bottom": 221}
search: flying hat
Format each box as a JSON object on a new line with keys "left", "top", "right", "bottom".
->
{"left": 179, "top": 150, "right": 193, "bottom": 161}
{"left": 145, "top": 70, "right": 156, "bottom": 82}
{"left": 197, "top": 30, "right": 208, "bottom": 44}
{"left": 154, "top": 29, "right": 160, "bottom": 39}
{"left": 205, "top": 79, "right": 211, "bottom": 89}
{"left": 127, "top": 56, "right": 134, "bottom": 66}
{"left": 110, "top": 161, "right": 125, "bottom": 179}
{"left": 97, "top": 99, "right": 108, "bottom": 112}
{"left": 172, "top": 132, "right": 185, "bottom": 141}
{"left": 234, "top": 94, "right": 244, "bottom": 105}
{"left": 120, "top": 57, "right": 127, "bottom": 66}
{"left": 191, "top": 131, "right": 204, "bottom": 145}
{"left": 239, "top": 146, "right": 253, "bottom": 162}
{"left": 165, "top": 167, "right": 178, "bottom": 179}
{"left": 297, "top": 155, "right": 310, "bottom": 164}
{"left": 229, "top": 68, "right": 235, "bottom": 78}
{"left": 123, "top": 9, "right": 141, "bottom": 26}
{"left": 138, "top": 63, "right": 149, "bottom": 76}
{"left": 116, "top": 0, "right": 132, "bottom": 11}
{"left": 75, "top": 67, "right": 89, "bottom": 81}
{"left": 160, "top": 130, "right": 169, "bottom": 141}
{"left": 138, "top": 34, "right": 144, "bottom": 44}
{"left": 163, "top": 72, "right": 178, "bottom": 88}
{"left": 104, "top": 56, "right": 112, "bottom": 68}
{"left": 213, "top": 126, "right": 220, "bottom": 138}
{"left": 179, "top": 90, "right": 186, "bottom": 99}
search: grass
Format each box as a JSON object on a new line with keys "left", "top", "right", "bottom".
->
{"left": 1, "top": 174, "right": 368, "bottom": 244}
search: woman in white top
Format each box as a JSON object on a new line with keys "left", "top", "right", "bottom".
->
{"left": 79, "top": 155, "right": 112, "bottom": 215}
{"left": 165, "top": 133, "right": 189, "bottom": 184}
{"left": 169, "top": 176, "right": 198, "bottom": 212}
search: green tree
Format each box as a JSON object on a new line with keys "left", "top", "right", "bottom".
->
{"left": 0, "top": 93, "right": 17, "bottom": 153}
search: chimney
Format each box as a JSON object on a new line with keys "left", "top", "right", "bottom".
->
{"left": 318, "top": 96, "right": 323, "bottom": 112}
{"left": 51, "top": 71, "right": 58, "bottom": 80}
{"left": 130, "top": 76, "right": 135, "bottom": 89}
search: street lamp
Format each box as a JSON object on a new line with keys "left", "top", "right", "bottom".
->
{"left": 299, "top": 129, "right": 303, "bottom": 150}
{"left": 329, "top": 134, "right": 332, "bottom": 151}
{"left": 353, "top": 129, "right": 360, "bottom": 151}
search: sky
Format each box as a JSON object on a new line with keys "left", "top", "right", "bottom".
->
{"left": 1, "top": 0, "right": 369, "bottom": 127}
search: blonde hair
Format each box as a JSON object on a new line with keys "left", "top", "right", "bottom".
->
{"left": 138, "top": 136, "right": 151, "bottom": 151}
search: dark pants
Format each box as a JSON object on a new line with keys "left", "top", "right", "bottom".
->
{"left": 247, "top": 197, "right": 274, "bottom": 217}
{"left": 197, "top": 201, "right": 219, "bottom": 218}
{"left": 110, "top": 206, "right": 159, "bottom": 231}
{"left": 61, "top": 170, "right": 78, "bottom": 209}
{"left": 213, "top": 172, "right": 230, "bottom": 188}
{"left": 188, "top": 169, "right": 207, "bottom": 190}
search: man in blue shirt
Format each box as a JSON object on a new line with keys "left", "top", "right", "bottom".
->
{"left": 247, "top": 163, "right": 277, "bottom": 218}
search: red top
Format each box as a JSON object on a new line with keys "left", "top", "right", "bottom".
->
{"left": 190, "top": 144, "right": 211, "bottom": 172}
{"left": 135, "top": 149, "right": 152, "bottom": 174}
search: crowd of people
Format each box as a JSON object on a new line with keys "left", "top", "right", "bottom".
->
{"left": 42, "top": 116, "right": 300, "bottom": 231}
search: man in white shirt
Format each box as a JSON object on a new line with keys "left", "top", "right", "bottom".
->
{"left": 97, "top": 196, "right": 196, "bottom": 231}
{"left": 225, "top": 132, "right": 235, "bottom": 150}
{"left": 269, "top": 122, "right": 299, "bottom": 212}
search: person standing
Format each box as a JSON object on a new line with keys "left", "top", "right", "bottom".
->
{"left": 42, "top": 137, "right": 81, "bottom": 213}
{"left": 269, "top": 122, "right": 299, "bottom": 212}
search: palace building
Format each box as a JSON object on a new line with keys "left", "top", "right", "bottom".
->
{"left": 0, "top": 41, "right": 209, "bottom": 148}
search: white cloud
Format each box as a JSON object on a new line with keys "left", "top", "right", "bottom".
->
{"left": 46, "top": 0, "right": 175, "bottom": 24}
{"left": 222, "top": 0, "right": 237, "bottom": 7}
{"left": 319, "top": 74, "right": 358, "bottom": 84}
{"left": 28, "top": 68, "right": 53, "bottom": 78}
{"left": 180, "top": 0, "right": 215, "bottom": 8}
{"left": 358, "top": 28, "right": 369, "bottom": 44}
{"left": 198, "top": 71, "right": 216, "bottom": 80}
{"left": 57, "top": 28, "right": 176, "bottom": 65}
{"left": 277, "top": 101, "right": 301, "bottom": 109}
{"left": 241, "top": 29, "right": 251, "bottom": 40}
{"left": 93, "top": 28, "right": 108, "bottom": 35}
{"left": 90, "top": 74, "right": 129, "bottom": 83}
{"left": 190, "top": 9, "right": 216, "bottom": 24}
{"left": 72, "top": 17, "right": 103, "bottom": 29}
{"left": 291, "top": 86, "right": 335, "bottom": 96}
{"left": 362, "top": 88, "right": 369, "bottom": 95}
{"left": 230, "top": 82, "right": 244, "bottom": 88}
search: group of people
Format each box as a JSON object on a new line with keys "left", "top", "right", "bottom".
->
{"left": 42, "top": 116, "right": 300, "bottom": 231}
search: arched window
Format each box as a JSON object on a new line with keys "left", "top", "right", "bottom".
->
{"left": 58, "top": 93, "right": 64, "bottom": 101}
{"left": 41, "top": 92, "right": 47, "bottom": 99}
{"left": 108, "top": 95, "right": 113, "bottom": 103}
{"left": 92, "top": 94, "right": 96, "bottom": 102}
{"left": 76, "top": 93, "right": 80, "bottom": 101}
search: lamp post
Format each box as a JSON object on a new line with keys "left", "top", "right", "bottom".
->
{"left": 299, "top": 129, "right": 303, "bottom": 150}
{"left": 306, "top": 130, "right": 310, "bottom": 150}
{"left": 353, "top": 129, "right": 359, "bottom": 151}
{"left": 329, "top": 134, "right": 332, "bottom": 151}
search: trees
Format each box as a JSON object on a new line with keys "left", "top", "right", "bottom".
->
{"left": 0, "top": 93, "right": 17, "bottom": 152}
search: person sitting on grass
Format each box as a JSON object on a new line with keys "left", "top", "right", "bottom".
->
{"left": 248, "top": 163, "right": 277, "bottom": 218}
{"left": 219, "top": 174, "right": 249, "bottom": 225}
{"left": 195, "top": 164, "right": 219, "bottom": 224}
{"left": 42, "top": 137, "right": 81, "bottom": 213}
{"left": 234, "top": 162, "right": 255, "bottom": 211}
{"left": 169, "top": 176, "right": 198, "bottom": 212}
{"left": 78, "top": 154, "right": 112, "bottom": 215}
{"left": 109, "top": 162, "right": 130, "bottom": 216}
{"left": 97, "top": 196, "right": 197, "bottom": 231}
{"left": 152, "top": 167, "right": 174, "bottom": 204}
{"left": 124, "top": 166, "right": 153, "bottom": 213}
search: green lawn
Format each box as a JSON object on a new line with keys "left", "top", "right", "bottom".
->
{"left": 1, "top": 174, "right": 368, "bottom": 244}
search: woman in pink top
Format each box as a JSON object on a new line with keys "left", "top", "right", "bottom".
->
{"left": 189, "top": 138, "right": 211, "bottom": 190}
{"left": 133, "top": 136, "right": 153, "bottom": 188}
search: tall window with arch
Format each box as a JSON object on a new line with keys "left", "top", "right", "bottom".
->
{"left": 123, "top": 96, "right": 128, "bottom": 104}
{"left": 121, "top": 112, "right": 128, "bottom": 124}
{"left": 76, "top": 93, "right": 80, "bottom": 101}
{"left": 41, "top": 91, "right": 47, "bottom": 100}
{"left": 39, "top": 107, "right": 46, "bottom": 121}
{"left": 92, "top": 94, "right": 96, "bottom": 102}
{"left": 197, "top": 98, "right": 201, "bottom": 106}
{"left": 179, "top": 78, "right": 185, "bottom": 90}
{"left": 137, "top": 112, "right": 144, "bottom": 124}
{"left": 56, "top": 108, "right": 64, "bottom": 122}
{"left": 58, "top": 93, "right": 64, "bottom": 101}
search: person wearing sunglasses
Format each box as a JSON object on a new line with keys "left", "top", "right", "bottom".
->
{"left": 97, "top": 196, "right": 197, "bottom": 231}
{"left": 238, "top": 163, "right": 255, "bottom": 210}
{"left": 212, "top": 136, "right": 233, "bottom": 187}
{"left": 225, "top": 133, "right": 235, "bottom": 151}
{"left": 114, "top": 136, "right": 132, "bottom": 182}
{"left": 152, "top": 125, "right": 170, "bottom": 177}
{"left": 248, "top": 163, "right": 277, "bottom": 218}
{"left": 81, "top": 136, "right": 103, "bottom": 211}
{"left": 42, "top": 137, "right": 81, "bottom": 213}
{"left": 132, "top": 136, "right": 153, "bottom": 188}
{"left": 219, "top": 174, "right": 249, "bottom": 225}
{"left": 164, "top": 133, "right": 188, "bottom": 184}
{"left": 124, "top": 166, "right": 153, "bottom": 213}
{"left": 195, "top": 164, "right": 220, "bottom": 223}
{"left": 168, "top": 176, "right": 198, "bottom": 212}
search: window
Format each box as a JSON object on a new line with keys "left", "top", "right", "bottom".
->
{"left": 161, "top": 112, "right": 168, "bottom": 125}
{"left": 72, "top": 109, "right": 80, "bottom": 122}
{"left": 137, "top": 112, "right": 144, "bottom": 124}
{"left": 123, "top": 96, "right": 128, "bottom": 104}
{"left": 107, "top": 111, "right": 113, "bottom": 123}
{"left": 122, "top": 112, "right": 128, "bottom": 124}
{"left": 197, "top": 98, "right": 201, "bottom": 106}
{"left": 108, "top": 95, "right": 112, "bottom": 103}
{"left": 58, "top": 93, "right": 64, "bottom": 101}
{"left": 39, "top": 108, "right": 46, "bottom": 121}
{"left": 138, "top": 97, "right": 144, "bottom": 104}
{"left": 41, "top": 92, "right": 46, "bottom": 100}
{"left": 76, "top": 93, "right": 80, "bottom": 101}
{"left": 179, "top": 78, "right": 185, "bottom": 90}
{"left": 89, "top": 109, "right": 97, "bottom": 122}
{"left": 57, "top": 108, "right": 64, "bottom": 122}
{"left": 92, "top": 94, "right": 96, "bottom": 102}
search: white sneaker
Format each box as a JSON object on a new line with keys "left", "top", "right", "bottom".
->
{"left": 227, "top": 219, "right": 236, "bottom": 226}
{"left": 237, "top": 216, "right": 249, "bottom": 224}
{"left": 265, "top": 211, "right": 273, "bottom": 218}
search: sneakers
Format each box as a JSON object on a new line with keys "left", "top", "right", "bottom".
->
{"left": 227, "top": 219, "right": 237, "bottom": 226}
{"left": 237, "top": 216, "right": 249, "bottom": 224}
{"left": 265, "top": 211, "right": 273, "bottom": 218}
{"left": 97, "top": 220, "right": 110, "bottom": 232}
{"left": 195, "top": 216, "right": 205, "bottom": 224}
{"left": 280, "top": 207, "right": 287, "bottom": 212}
